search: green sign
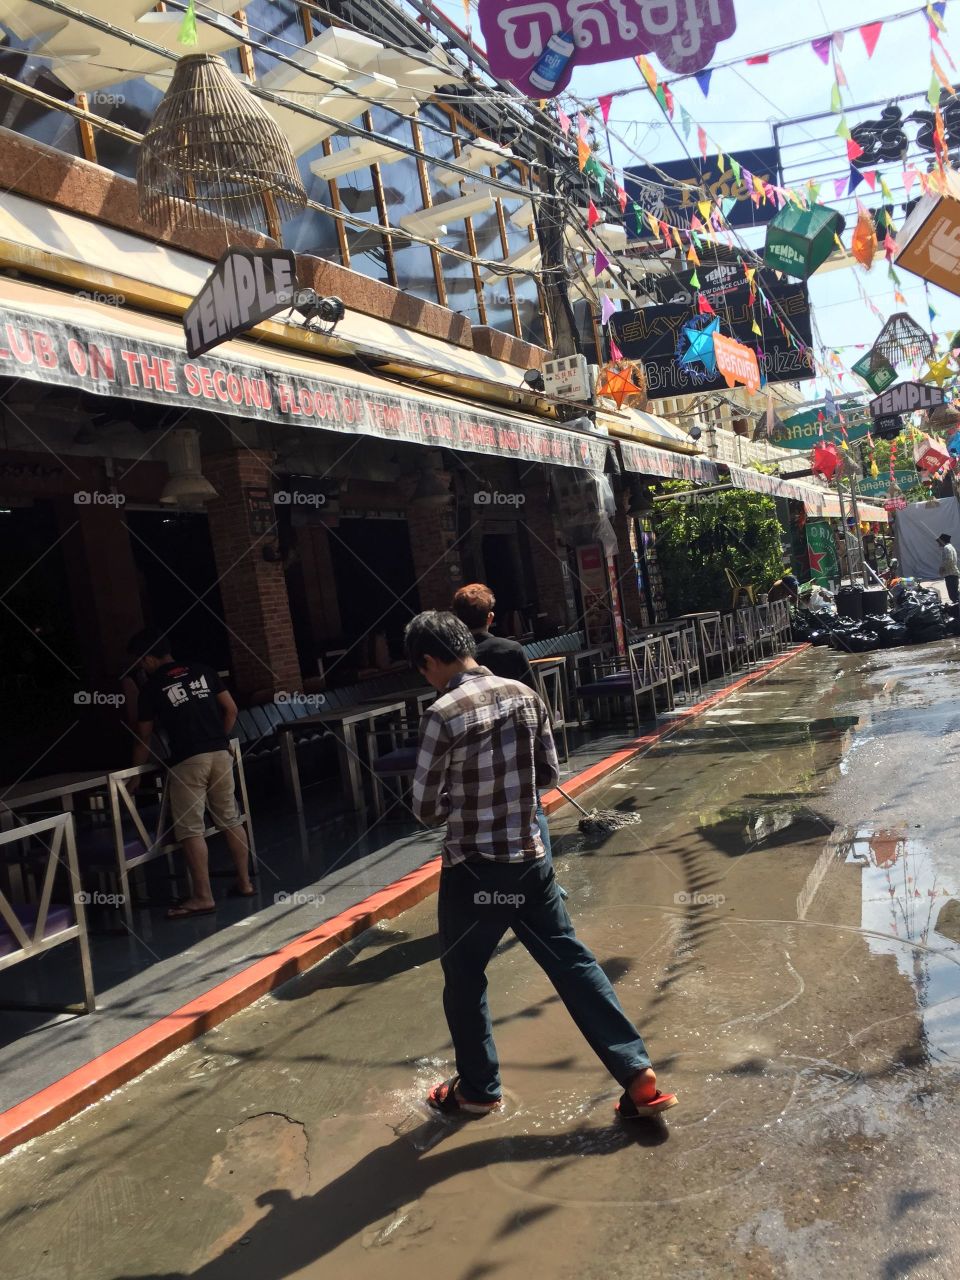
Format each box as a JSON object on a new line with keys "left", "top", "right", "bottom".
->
{"left": 852, "top": 351, "right": 897, "bottom": 395}
{"left": 763, "top": 204, "right": 843, "bottom": 279}
{"left": 806, "top": 518, "right": 840, "bottom": 586}
{"left": 771, "top": 414, "right": 873, "bottom": 450}
{"left": 855, "top": 470, "right": 917, "bottom": 499}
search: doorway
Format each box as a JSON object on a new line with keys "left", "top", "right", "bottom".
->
{"left": 327, "top": 516, "right": 419, "bottom": 663}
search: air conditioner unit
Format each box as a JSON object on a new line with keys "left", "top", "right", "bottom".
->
{"left": 543, "top": 354, "right": 591, "bottom": 401}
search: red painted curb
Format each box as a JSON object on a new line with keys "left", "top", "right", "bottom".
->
{"left": 0, "top": 643, "right": 807, "bottom": 1159}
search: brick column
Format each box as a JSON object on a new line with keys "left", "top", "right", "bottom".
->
{"left": 203, "top": 449, "right": 302, "bottom": 697}
{"left": 613, "top": 507, "right": 648, "bottom": 627}
{"left": 407, "top": 499, "right": 461, "bottom": 611}
{"left": 57, "top": 500, "right": 144, "bottom": 690}
{"left": 521, "top": 478, "right": 572, "bottom": 629}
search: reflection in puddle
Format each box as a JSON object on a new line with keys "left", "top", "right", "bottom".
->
{"left": 840, "top": 828, "right": 960, "bottom": 1063}
{"left": 698, "top": 805, "right": 833, "bottom": 856}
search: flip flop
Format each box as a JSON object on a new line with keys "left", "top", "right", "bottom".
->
{"left": 228, "top": 885, "right": 256, "bottom": 898}
{"left": 166, "top": 902, "right": 216, "bottom": 919}
{"left": 427, "top": 1076, "right": 502, "bottom": 1117}
{"left": 615, "top": 1088, "right": 678, "bottom": 1120}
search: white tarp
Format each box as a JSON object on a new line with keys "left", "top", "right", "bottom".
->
{"left": 894, "top": 497, "right": 960, "bottom": 579}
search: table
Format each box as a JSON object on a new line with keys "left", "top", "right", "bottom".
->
{"left": 0, "top": 771, "right": 110, "bottom": 901}
{"left": 563, "top": 646, "right": 606, "bottom": 728}
{"left": 276, "top": 698, "right": 412, "bottom": 829}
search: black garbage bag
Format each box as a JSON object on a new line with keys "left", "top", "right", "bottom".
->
{"left": 845, "top": 632, "right": 881, "bottom": 652}
{"left": 809, "top": 629, "right": 831, "bottom": 645}
{"left": 907, "top": 604, "right": 945, "bottom": 633}
{"left": 791, "top": 617, "right": 811, "bottom": 642}
{"left": 910, "top": 624, "right": 947, "bottom": 644}
{"left": 877, "top": 622, "right": 908, "bottom": 647}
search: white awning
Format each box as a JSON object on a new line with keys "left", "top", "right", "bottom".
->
{"left": 0, "top": 275, "right": 612, "bottom": 472}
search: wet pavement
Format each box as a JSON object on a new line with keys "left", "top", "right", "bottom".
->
{"left": 5, "top": 644, "right": 960, "bottom": 1279}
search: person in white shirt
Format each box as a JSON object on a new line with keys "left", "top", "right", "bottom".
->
{"left": 937, "top": 533, "right": 959, "bottom": 603}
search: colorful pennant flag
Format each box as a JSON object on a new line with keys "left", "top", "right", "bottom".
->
{"left": 835, "top": 115, "right": 852, "bottom": 140}
{"left": 863, "top": 170, "right": 877, "bottom": 190}
{"left": 557, "top": 108, "right": 571, "bottom": 135}
{"left": 178, "top": 0, "right": 198, "bottom": 45}
{"left": 662, "top": 83, "right": 675, "bottom": 118}
{"left": 598, "top": 95, "right": 613, "bottom": 125}
{"left": 696, "top": 69, "right": 712, "bottom": 97}
{"left": 846, "top": 137, "right": 865, "bottom": 162}
{"left": 746, "top": 54, "right": 769, "bottom": 65}
{"left": 697, "top": 126, "right": 708, "bottom": 159}
{"left": 680, "top": 106, "right": 693, "bottom": 140}
{"left": 576, "top": 136, "right": 591, "bottom": 171}
{"left": 616, "top": 185, "right": 628, "bottom": 213}
{"left": 587, "top": 199, "right": 600, "bottom": 229}
{"left": 600, "top": 294, "right": 617, "bottom": 325}
{"left": 830, "top": 82, "right": 842, "bottom": 113}
{"left": 594, "top": 249, "right": 609, "bottom": 278}
{"left": 812, "top": 36, "right": 832, "bottom": 64}
{"left": 860, "top": 22, "right": 883, "bottom": 56}
{"left": 834, "top": 176, "right": 848, "bottom": 199}
{"left": 609, "top": 338, "right": 624, "bottom": 362}
{"left": 636, "top": 56, "right": 658, "bottom": 94}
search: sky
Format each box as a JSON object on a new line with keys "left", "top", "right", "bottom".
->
{"left": 433, "top": 0, "right": 960, "bottom": 401}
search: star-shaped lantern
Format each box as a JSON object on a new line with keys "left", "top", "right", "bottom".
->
{"left": 596, "top": 365, "right": 645, "bottom": 409}
{"left": 812, "top": 440, "right": 840, "bottom": 481}
{"left": 921, "top": 354, "right": 955, "bottom": 387}
{"left": 677, "top": 316, "right": 720, "bottom": 380}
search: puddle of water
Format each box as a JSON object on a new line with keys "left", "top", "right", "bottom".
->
{"left": 698, "top": 805, "right": 833, "bottom": 856}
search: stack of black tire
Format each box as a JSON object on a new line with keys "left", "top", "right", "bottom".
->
{"left": 791, "top": 587, "right": 960, "bottom": 652}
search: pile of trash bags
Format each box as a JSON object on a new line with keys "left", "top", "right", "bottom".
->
{"left": 791, "top": 585, "right": 960, "bottom": 652}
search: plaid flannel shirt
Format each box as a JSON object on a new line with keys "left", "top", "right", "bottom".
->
{"left": 412, "top": 666, "right": 559, "bottom": 866}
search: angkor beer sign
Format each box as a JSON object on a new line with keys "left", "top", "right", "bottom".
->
{"left": 626, "top": 146, "right": 779, "bottom": 238}
{"left": 0, "top": 306, "right": 611, "bottom": 471}
{"left": 869, "top": 381, "right": 945, "bottom": 418}
{"left": 184, "top": 247, "right": 298, "bottom": 358}
{"left": 478, "top": 0, "right": 737, "bottom": 98}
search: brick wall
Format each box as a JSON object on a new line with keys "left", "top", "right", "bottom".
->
{"left": 407, "top": 497, "right": 460, "bottom": 613}
{"left": 520, "top": 475, "right": 571, "bottom": 630}
{"left": 203, "top": 449, "right": 302, "bottom": 697}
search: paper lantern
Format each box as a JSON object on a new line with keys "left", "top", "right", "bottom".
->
{"left": 812, "top": 440, "right": 840, "bottom": 480}
{"left": 914, "top": 433, "right": 951, "bottom": 473}
{"left": 851, "top": 208, "right": 878, "bottom": 269}
{"left": 763, "top": 203, "right": 844, "bottom": 278}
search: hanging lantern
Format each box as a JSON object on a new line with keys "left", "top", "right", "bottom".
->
{"left": 138, "top": 53, "right": 307, "bottom": 232}
{"left": 763, "top": 203, "right": 845, "bottom": 279}
{"left": 812, "top": 440, "right": 841, "bottom": 480}
{"left": 869, "top": 312, "right": 934, "bottom": 368}
{"left": 851, "top": 207, "right": 878, "bottom": 269}
{"left": 914, "top": 433, "right": 951, "bottom": 473}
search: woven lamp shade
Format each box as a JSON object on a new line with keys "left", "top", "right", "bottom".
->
{"left": 870, "top": 312, "right": 933, "bottom": 368}
{"left": 138, "top": 54, "right": 307, "bottom": 232}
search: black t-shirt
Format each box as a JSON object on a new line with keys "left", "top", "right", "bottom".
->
{"left": 473, "top": 631, "right": 536, "bottom": 689}
{"left": 137, "top": 662, "right": 228, "bottom": 764}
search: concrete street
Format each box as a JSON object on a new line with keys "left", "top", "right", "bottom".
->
{"left": 4, "top": 644, "right": 960, "bottom": 1279}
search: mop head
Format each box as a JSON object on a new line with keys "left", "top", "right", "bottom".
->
{"left": 578, "top": 811, "right": 643, "bottom": 837}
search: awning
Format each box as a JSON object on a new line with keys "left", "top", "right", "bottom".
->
{"left": 725, "top": 465, "right": 888, "bottom": 521}
{"left": 619, "top": 438, "right": 720, "bottom": 483}
{"left": 0, "top": 276, "right": 612, "bottom": 472}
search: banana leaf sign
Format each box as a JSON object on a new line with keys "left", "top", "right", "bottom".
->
{"left": 771, "top": 404, "right": 873, "bottom": 450}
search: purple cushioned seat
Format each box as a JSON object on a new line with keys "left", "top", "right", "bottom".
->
{"left": 577, "top": 675, "right": 633, "bottom": 698}
{"left": 0, "top": 903, "right": 74, "bottom": 957}
{"left": 373, "top": 747, "right": 418, "bottom": 776}
{"left": 76, "top": 828, "right": 148, "bottom": 867}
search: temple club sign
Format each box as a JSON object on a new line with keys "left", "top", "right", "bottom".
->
{"left": 869, "top": 381, "right": 945, "bottom": 419}
{"left": 478, "top": 0, "right": 737, "bottom": 99}
{"left": 184, "top": 247, "right": 298, "bottom": 359}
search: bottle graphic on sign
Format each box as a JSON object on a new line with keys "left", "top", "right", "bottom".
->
{"left": 529, "top": 31, "right": 575, "bottom": 93}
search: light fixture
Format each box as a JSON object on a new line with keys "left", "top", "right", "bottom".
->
{"left": 522, "top": 368, "right": 545, "bottom": 392}
{"left": 160, "top": 428, "right": 218, "bottom": 506}
{"left": 138, "top": 53, "right": 307, "bottom": 231}
{"left": 689, "top": 425, "right": 703, "bottom": 442}
{"left": 288, "top": 291, "right": 346, "bottom": 333}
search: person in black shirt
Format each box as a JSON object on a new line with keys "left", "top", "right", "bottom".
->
{"left": 129, "top": 631, "right": 252, "bottom": 918}
{"left": 451, "top": 583, "right": 564, "bottom": 893}
{"left": 451, "top": 582, "right": 536, "bottom": 688}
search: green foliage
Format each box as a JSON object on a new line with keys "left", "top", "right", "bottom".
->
{"left": 655, "top": 482, "right": 786, "bottom": 615}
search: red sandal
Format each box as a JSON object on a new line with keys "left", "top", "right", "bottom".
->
{"left": 615, "top": 1088, "right": 678, "bottom": 1120}
{"left": 427, "top": 1076, "right": 502, "bottom": 1117}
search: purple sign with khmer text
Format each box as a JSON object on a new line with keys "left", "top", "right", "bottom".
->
{"left": 478, "top": 0, "right": 738, "bottom": 98}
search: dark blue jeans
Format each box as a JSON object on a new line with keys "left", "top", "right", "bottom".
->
{"left": 437, "top": 858, "right": 652, "bottom": 1104}
{"left": 535, "top": 794, "right": 553, "bottom": 867}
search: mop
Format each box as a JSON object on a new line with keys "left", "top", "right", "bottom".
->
{"left": 554, "top": 784, "right": 643, "bottom": 837}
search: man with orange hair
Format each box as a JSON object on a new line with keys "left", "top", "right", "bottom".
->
{"left": 451, "top": 582, "right": 535, "bottom": 688}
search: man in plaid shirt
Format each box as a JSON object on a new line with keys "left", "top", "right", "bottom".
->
{"left": 406, "top": 611, "right": 676, "bottom": 1121}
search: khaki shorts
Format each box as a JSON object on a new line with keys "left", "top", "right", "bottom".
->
{"left": 168, "top": 750, "right": 242, "bottom": 841}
